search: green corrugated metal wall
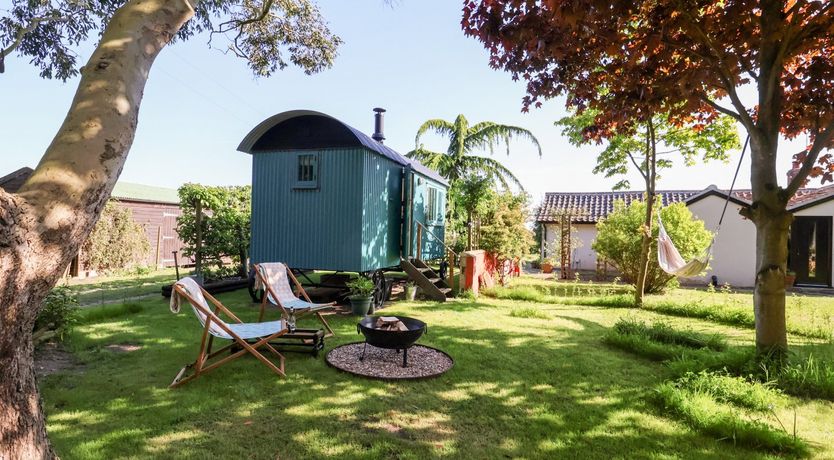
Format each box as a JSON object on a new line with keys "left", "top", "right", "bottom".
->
{"left": 360, "top": 151, "right": 403, "bottom": 271}
{"left": 251, "top": 146, "right": 447, "bottom": 271}
{"left": 250, "top": 148, "right": 365, "bottom": 271}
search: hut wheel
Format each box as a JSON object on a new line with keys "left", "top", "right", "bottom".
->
{"left": 371, "top": 270, "right": 387, "bottom": 311}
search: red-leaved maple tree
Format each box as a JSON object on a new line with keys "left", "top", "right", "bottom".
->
{"left": 462, "top": 0, "right": 834, "bottom": 354}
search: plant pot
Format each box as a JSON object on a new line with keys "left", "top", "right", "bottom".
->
{"left": 541, "top": 263, "right": 553, "bottom": 274}
{"left": 349, "top": 295, "right": 373, "bottom": 316}
{"left": 785, "top": 274, "right": 796, "bottom": 288}
{"left": 404, "top": 285, "right": 418, "bottom": 301}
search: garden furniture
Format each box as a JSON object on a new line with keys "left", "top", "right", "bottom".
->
{"left": 169, "top": 277, "right": 288, "bottom": 388}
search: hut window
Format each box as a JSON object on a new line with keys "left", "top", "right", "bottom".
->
{"left": 294, "top": 153, "right": 319, "bottom": 189}
{"left": 427, "top": 187, "right": 443, "bottom": 223}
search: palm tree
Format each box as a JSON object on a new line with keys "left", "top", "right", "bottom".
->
{"left": 407, "top": 114, "right": 542, "bottom": 189}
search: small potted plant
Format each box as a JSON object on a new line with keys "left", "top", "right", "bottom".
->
{"left": 347, "top": 277, "right": 375, "bottom": 316}
{"left": 404, "top": 281, "right": 418, "bottom": 301}
{"left": 785, "top": 270, "right": 797, "bottom": 288}
{"left": 541, "top": 258, "right": 554, "bottom": 274}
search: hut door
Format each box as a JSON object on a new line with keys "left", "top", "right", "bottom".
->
{"left": 790, "top": 216, "right": 832, "bottom": 287}
{"left": 401, "top": 166, "right": 414, "bottom": 259}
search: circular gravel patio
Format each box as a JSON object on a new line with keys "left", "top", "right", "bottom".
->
{"left": 326, "top": 342, "right": 453, "bottom": 380}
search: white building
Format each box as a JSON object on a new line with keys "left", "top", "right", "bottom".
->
{"left": 536, "top": 185, "right": 834, "bottom": 288}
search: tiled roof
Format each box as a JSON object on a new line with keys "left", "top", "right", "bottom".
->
{"left": 0, "top": 167, "right": 34, "bottom": 193}
{"left": 536, "top": 190, "right": 701, "bottom": 223}
{"left": 537, "top": 185, "right": 834, "bottom": 224}
{"left": 787, "top": 184, "right": 834, "bottom": 210}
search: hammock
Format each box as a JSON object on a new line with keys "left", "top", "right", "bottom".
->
{"left": 657, "top": 215, "right": 712, "bottom": 277}
{"left": 656, "top": 135, "right": 749, "bottom": 278}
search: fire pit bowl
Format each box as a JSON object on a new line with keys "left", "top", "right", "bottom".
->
{"left": 357, "top": 316, "right": 427, "bottom": 367}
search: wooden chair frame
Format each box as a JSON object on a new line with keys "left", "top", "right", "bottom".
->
{"left": 254, "top": 263, "right": 336, "bottom": 337}
{"left": 170, "top": 284, "right": 287, "bottom": 388}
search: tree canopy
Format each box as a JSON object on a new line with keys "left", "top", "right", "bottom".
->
{"left": 462, "top": 1, "right": 834, "bottom": 189}
{"left": 407, "top": 114, "right": 542, "bottom": 190}
{"left": 462, "top": 0, "right": 834, "bottom": 353}
{"left": 557, "top": 111, "right": 740, "bottom": 190}
{"left": 1, "top": 0, "right": 341, "bottom": 80}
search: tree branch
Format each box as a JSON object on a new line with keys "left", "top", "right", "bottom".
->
{"left": 208, "top": 0, "right": 275, "bottom": 59}
{"left": 785, "top": 121, "right": 834, "bottom": 197}
{"left": 1, "top": 14, "right": 70, "bottom": 72}
{"left": 699, "top": 95, "right": 743, "bottom": 122}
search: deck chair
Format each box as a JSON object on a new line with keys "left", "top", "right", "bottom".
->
{"left": 254, "top": 262, "right": 336, "bottom": 337}
{"left": 169, "top": 277, "right": 288, "bottom": 388}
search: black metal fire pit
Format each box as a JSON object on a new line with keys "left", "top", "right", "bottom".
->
{"left": 357, "top": 316, "right": 427, "bottom": 367}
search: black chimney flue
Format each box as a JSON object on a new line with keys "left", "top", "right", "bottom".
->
{"left": 372, "top": 108, "right": 386, "bottom": 143}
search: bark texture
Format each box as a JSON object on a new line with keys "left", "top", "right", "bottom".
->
{"left": 634, "top": 122, "right": 657, "bottom": 308}
{"left": 743, "top": 136, "right": 792, "bottom": 354}
{"left": 0, "top": 1, "right": 194, "bottom": 457}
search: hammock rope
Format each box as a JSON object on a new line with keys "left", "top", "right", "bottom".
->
{"left": 657, "top": 135, "right": 749, "bottom": 277}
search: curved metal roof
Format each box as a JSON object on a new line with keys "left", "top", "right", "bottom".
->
{"left": 238, "top": 110, "right": 448, "bottom": 187}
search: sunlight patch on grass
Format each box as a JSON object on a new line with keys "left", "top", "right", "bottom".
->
{"left": 292, "top": 429, "right": 358, "bottom": 456}
{"left": 146, "top": 430, "right": 200, "bottom": 454}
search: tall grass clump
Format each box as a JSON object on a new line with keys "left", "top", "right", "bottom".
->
{"left": 666, "top": 348, "right": 758, "bottom": 377}
{"left": 643, "top": 300, "right": 755, "bottom": 329}
{"left": 604, "top": 330, "right": 690, "bottom": 361}
{"left": 78, "top": 302, "right": 144, "bottom": 324}
{"left": 654, "top": 378, "right": 805, "bottom": 455}
{"left": 674, "top": 371, "right": 782, "bottom": 411}
{"left": 509, "top": 307, "right": 551, "bottom": 319}
{"left": 607, "top": 317, "right": 726, "bottom": 351}
{"left": 770, "top": 354, "right": 834, "bottom": 401}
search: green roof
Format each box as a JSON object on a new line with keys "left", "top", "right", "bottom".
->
{"left": 111, "top": 182, "right": 179, "bottom": 204}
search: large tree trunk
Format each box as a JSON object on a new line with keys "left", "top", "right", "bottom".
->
{"left": 745, "top": 137, "right": 792, "bottom": 355}
{"left": 0, "top": 1, "right": 194, "bottom": 457}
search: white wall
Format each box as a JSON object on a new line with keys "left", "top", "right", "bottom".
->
{"left": 793, "top": 199, "right": 834, "bottom": 287}
{"left": 686, "top": 195, "right": 757, "bottom": 287}
{"left": 542, "top": 223, "right": 598, "bottom": 271}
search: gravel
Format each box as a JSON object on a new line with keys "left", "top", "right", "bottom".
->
{"left": 326, "top": 342, "right": 453, "bottom": 380}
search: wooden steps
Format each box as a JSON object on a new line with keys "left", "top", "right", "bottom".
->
{"left": 401, "top": 258, "right": 453, "bottom": 302}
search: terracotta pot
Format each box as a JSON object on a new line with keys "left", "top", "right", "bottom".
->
{"left": 785, "top": 274, "right": 796, "bottom": 288}
{"left": 541, "top": 263, "right": 553, "bottom": 274}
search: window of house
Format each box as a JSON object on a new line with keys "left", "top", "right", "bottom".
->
{"left": 294, "top": 153, "right": 319, "bottom": 189}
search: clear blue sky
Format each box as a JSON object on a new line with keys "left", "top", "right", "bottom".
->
{"left": 2, "top": 1, "right": 807, "bottom": 205}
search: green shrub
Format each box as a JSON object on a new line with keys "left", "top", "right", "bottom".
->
{"left": 593, "top": 201, "right": 712, "bottom": 294}
{"left": 178, "top": 184, "right": 251, "bottom": 276}
{"left": 654, "top": 381, "right": 805, "bottom": 454}
{"left": 34, "top": 286, "right": 80, "bottom": 342}
{"left": 509, "top": 307, "right": 551, "bottom": 319}
{"left": 347, "top": 277, "right": 375, "bottom": 297}
{"left": 82, "top": 201, "right": 151, "bottom": 273}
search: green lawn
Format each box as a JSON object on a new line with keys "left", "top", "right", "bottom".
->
{"left": 63, "top": 269, "right": 180, "bottom": 306}
{"left": 40, "top": 279, "right": 834, "bottom": 459}
{"left": 493, "top": 276, "right": 834, "bottom": 341}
